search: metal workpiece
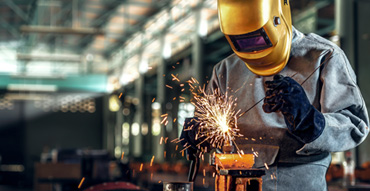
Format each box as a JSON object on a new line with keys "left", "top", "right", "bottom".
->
{"left": 222, "top": 169, "right": 266, "bottom": 177}
{"left": 222, "top": 145, "right": 235, "bottom": 154}
{"left": 215, "top": 174, "right": 264, "bottom": 191}
{"left": 213, "top": 153, "right": 265, "bottom": 191}
{"left": 212, "top": 154, "right": 255, "bottom": 170}
{"left": 163, "top": 182, "right": 193, "bottom": 191}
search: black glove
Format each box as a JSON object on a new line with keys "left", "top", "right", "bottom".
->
{"left": 180, "top": 118, "right": 210, "bottom": 160}
{"left": 263, "top": 75, "right": 325, "bottom": 143}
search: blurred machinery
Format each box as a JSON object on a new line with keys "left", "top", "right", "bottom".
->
{"left": 179, "top": 141, "right": 266, "bottom": 191}
{"left": 212, "top": 153, "right": 264, "bottom": 191}
{"left": 210, "top": 142, "right": 265, "bottom": 191}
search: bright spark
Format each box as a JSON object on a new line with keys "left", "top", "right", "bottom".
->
{"left": 150, "top": 156, "right": 155, "bottom": 166}
{"left": 188, "top": 81, "right": 243, "bottom": 149}
{"left": 140, "top": 163, "right": 143, "bottom": 171}
{"left": 78, "top": 177, "right": 85, "bottom": 189}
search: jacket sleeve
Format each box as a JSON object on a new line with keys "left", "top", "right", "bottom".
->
{"left": 206, "top": 63, "right": 224, "bottom": 95}
{"left": 297, "top": 51, "right": 369, "bottom": 155}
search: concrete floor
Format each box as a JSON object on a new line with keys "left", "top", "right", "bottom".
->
{"left": 0, "top": 185, "right": 33, "bottom": 191}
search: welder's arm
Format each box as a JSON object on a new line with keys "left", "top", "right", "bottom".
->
{"left": 295, "top": 52, "right": 369, "bottom": 155}
{"left": 263, "top": 75, "right": 325, "bottom": 144}
{"left": 264, "top": 52, "right": 369, "bottom": 155}
{"left": 180, "top": 118, "right": 210, "bottom": 160}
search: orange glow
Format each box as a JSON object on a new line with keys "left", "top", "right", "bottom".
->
{"left": 78, "top": 177, "right": 85, "bottom": 189}
{"left": 140, "top": 163, "right": 143, "bottom": 171}
{"left": 171, "top": 74, "right": 180, "bottom": 82}
{"left": 150, "top": 156, "right": 155, "bottom": 166}
{"left": 214, "top": 154, "right": 254, "bottom": 170}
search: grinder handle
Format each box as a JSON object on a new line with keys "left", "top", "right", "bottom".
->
{"left": 188, "top": 153, "right": 200, "bottom": 182}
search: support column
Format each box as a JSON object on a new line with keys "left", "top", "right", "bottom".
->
{"left": 132, "top": 74, "right": 144, "bottom": 157}
{"left": 335, "top": 0, "right": 355, "bottom": 66}
{"left": 335, "top": 0, "right": 370, "bottom": 166}
{"left": 353, "top": 0, "right": 370, "bottom": 166}
{"left": 115, "top": 103, "right": 123, "bottom": 158}
{"left": 192, "top": 7, "right": 205, "bottom": 86}
{"left": 335, "top": 0, "right": 357, "bottom": 166}
{"left": 154, "top": 35, "right": 167, "bottom": 162}
{"left": 102, "top": 94, "right": 115, "bottom": 156}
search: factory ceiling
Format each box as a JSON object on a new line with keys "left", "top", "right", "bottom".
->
{"left": 0, "top": 0, "right": 169, "bottom": 74}
{"left": 0, "top": 0, "right": 334, "bottom": 93}
{"left": 0, "top": 0, "right": 170, "bottom": 53}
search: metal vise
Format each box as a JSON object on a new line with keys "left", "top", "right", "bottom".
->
{"left": 211, "top": 153, "right": 265, "bottom": 191}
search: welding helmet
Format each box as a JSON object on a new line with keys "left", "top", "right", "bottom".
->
{"left": 218, "top": 0, "right": 292, "bottom": 76}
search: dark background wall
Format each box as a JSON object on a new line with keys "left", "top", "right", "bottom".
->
{"left": 0, "top": 94, "right": 104, "bottom": 186}
{"left": 355, "top": 0, "right": 370, "bottom": 167}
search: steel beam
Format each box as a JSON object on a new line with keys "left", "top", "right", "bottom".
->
{"left": 0, "top": 74, "right": 107, "bottom": 92}
{"left": 101, "top": 1, "right": 171, "bottom": 57}
{"left": 20, "top": 25, "right": 104, "bottom": 35}
{"left": 4, "top": 0, "right": 29, "bottom": 22}
{"left": 77, "top": 0, "right": 124, "bottom": 49}
{"left": 125, "top": 1, "right": 166, "bottom": 8}
{"left": 42, "top": 0, "right": 74, "bottom": 43}
{"left": 17, "top": 53, "right": 82, "bottom": 62}
{"left": 106, "top": 0, "right": 192, "bottom": 66}
{"left": 0, "top": 17, "right": 20, "bottom": 38}
{"left": 0, "top": 0, "right": 32, "bottom": 5}
{"left": 113, "top": 12, "right": 149, "bottom": 21}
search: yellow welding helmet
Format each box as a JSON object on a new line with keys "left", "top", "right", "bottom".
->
{"left": 218, "top": 0, "right": 292, "bottom": 76}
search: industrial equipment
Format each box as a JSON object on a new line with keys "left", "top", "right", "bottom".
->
{"left": 211, "top": 142, "right": 265, "bottom": 191}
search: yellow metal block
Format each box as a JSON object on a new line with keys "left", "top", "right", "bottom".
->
{"left": 214, "top": 154, "right": 255, "bottom": 170}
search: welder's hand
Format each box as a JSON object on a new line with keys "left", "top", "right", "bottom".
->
{"left": 180, "top": 118, "right": 210, "bottom": 160}
{"left": 263, "top": 75, "right": 325, "bottom": 143}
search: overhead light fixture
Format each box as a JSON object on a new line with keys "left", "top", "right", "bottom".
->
{"left": 141, "top": 123, "right": 149, "bottom": 136}
{"left": 4, "top": 93, "right": 46, "bottom": 101}
{"left": 131, "top": 123, "right": 140, "bottom": 136}
{"left": 17, "top": 53, "right": 81, "bottom": 62}
{"left": 0, "top": 165, "right": 24, "bottom": 172}
{"left": 11, "top": 74, "right": 65, "bottom": 80}
{"left": 122, "top": 123, "right": 130, "bottom": 145}
{"left": 109, "top": 95, "right": 121, "bottom": 112}
{"left": 162, "top": 41, "right": 172, "bottom": 59}
{"left": 139, "top": 58, "right": 149, "bottom": 74}
{"left": 7, "top": 84, "right": 58, "bottom": 92}
{"left": 198, "top": 10, "right": 209, "bottom": 37}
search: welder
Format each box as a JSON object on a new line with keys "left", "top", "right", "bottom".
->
{"left": 181, "top": 0, "right": 369, "bottom": 190}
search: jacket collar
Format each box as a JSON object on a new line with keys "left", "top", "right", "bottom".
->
{"left": 291, "top": 26, "right": 304, "bottom": 45}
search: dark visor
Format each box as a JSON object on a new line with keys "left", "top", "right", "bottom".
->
{"left": 229, "top": 28, "right": 272, "bottom": 52}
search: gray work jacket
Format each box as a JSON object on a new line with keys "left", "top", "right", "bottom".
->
{"left": 207, "top": 27, "right": 369, "bottom": 191}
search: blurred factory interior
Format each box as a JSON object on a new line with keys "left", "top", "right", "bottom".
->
{"left": 0, "top": 0, "right": 369, "bottom": 190}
